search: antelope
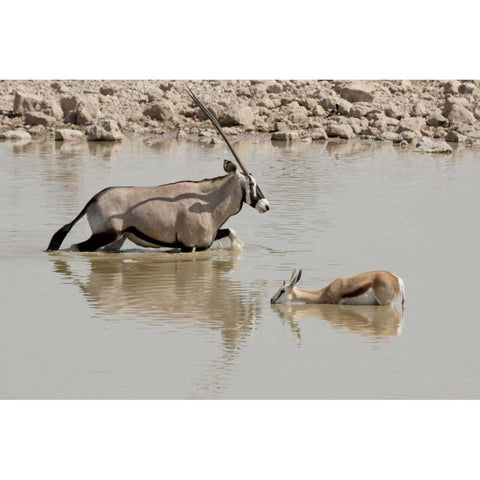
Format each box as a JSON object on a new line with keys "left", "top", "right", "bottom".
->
{"left": 271, "top": 269, "right": 405, "bottom": 308}
{"left": 46, "top": 87, "right": 270, "bottom": 253}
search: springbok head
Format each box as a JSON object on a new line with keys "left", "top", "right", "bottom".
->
{"left": 186, "top": 86, "right": 270, "bottom": 214}
{"left": 270, "top": 269, "right": 302, "bottom": 304}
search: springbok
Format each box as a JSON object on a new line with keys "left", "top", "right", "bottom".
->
{"left": 46, "top": 87, "right": 270, "bottom": 253}
{"left": 271, "top": 269, "right": 405, "bottom": 308}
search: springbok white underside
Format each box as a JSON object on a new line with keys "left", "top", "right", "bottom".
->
{"left": 339, "top": 288, "right": 379, "bottom": 305}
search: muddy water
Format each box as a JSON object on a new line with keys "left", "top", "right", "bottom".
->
{"left": 1, "top": 136, "right": 480, "bottom": 398}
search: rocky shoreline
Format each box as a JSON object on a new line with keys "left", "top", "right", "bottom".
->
{"left": 1, "top": 80, "right": 480, "bottom": 153}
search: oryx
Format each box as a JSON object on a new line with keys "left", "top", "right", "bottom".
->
{"left": 46, "top": 87, "right": 270, "bottom": 253}
{"left": 271, "top": 269, "right": 405, "bottom": 308}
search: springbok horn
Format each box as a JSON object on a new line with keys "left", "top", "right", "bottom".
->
{"left": 186, "top": 85, "right": 250, "bottom": 176}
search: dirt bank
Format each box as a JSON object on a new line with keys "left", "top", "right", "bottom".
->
{"left": 1, "top": 80, "right": 480, "bottom": 152}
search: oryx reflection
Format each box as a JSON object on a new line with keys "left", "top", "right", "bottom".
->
{"left": 52, "top": 251, "right": 261, "bottom": 350}
{"left": 52, "top": 250, "right": 264, "bottom": 398}
{"left": 271, "top": 303, "right": 404, "bottom": 343}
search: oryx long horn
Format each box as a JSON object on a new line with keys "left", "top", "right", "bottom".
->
{"left": 186, "top": 85, "right": 249, "bottom": 176}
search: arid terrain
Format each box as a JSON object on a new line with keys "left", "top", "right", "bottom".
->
{"left": 2, "top": 80, "right": 480, "bottom": 153}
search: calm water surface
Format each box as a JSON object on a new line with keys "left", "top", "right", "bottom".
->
{"left": 1, "top": 136, "right": 479, "bottom": 398}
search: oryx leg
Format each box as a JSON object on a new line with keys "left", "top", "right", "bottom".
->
{"left": 215, "top": 228, "right": 240, "bottom": 245}
{"left": 214, "top": 229, "right": 232, "bottom": 241}
{"left": 103, "top": 235, "right": 127, "bottom": 252}
{"left": 71, "top": 230, "right": 120, "bottom": 252}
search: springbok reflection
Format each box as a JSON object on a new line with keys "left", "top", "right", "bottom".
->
{"left": 272, "top": 303, "right": 404, "bottom": 342}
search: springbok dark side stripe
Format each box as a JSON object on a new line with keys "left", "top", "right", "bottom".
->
{"left": 341, "top": 282, "right": 374, "bottom": 299}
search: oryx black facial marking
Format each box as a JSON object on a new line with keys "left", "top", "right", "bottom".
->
{"left": 46, "top": 87, "right": 269, "bottom": 253}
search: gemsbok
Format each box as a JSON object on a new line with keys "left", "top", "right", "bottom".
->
{"left": 271, "top": 269, "right": 405, "bottom": 308}
{"left": 46, "top": 87, "right": 270, "bottom": 253}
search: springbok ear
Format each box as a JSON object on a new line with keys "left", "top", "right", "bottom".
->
{"left": 289, "top": 269, "right": 298, "bottom": 284}
{"left": 223, "top": 159, "right": 237, "bottom": 173}
{"left": 295, "top": 269, "right": 302, "bottom": 284}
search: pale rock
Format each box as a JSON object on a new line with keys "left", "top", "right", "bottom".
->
{"left": 251, "top": 83, "right": 267, "bottom": 96}
{"left": 349, "top": 122, "right": 363, "bottom": 135}
{"left": 410, "top": 101, "right": 428, "bottom": 117}
{"left": 426, "top": 112, "right": 448, "bottom": 127}
{"left": 287, "top": 104, "right": 309, "bottom": 125}
{"left": 360, "top": 126, "right": 379, "bottom": 137}
{"left": 445, "top": 131, "right": 467, "bottom": 142}
{"left": 443, "top": 95, "right": 470, "bottom": 114}
{"left": 326, "top": 123, "right": 355, "bottom": 139}
{"left": 55, "top": 129, "right": 85, "bottom": 141}
{"left": 274, "top": 121, "right": 290, "bottom": 132}
{"left": 257, "top": 97, "right": 276, "bottom": 109}
{"left": 382, "top": 131, "right": 402, "bottom": 142}
{"left": 298, "top": 98, "right": 318, "bottom": 111}
{"left": 86, "top": 120, "right": 123, "bottom": 141}
{"left": 349, "top": 103, "right": 372, "bottom": 118}
{"left": 312, "top": 104, "right": 326, "bottom": 117}
{"left": 271, "top": 131, "right": 299, "bottom": 141}
{"left": 13, "top": 91, "right": 62, "bottom": 119}
{"left": 310, "top": 128, "right": 328, "bottom": 140}
{"left": 61, "top": 95, "right": 99, "bottom": 125}
{"left": 414, "top": 138, "right": 452, "bottom": 153}
{"left": 219, "top": 106, "right": 254, "bottom": 128}
{"left": 266, "top": 82, "right": 283, "bottom": 94}
{"left": 384, "top": 105, "right": 407, "bottom": 119}
{"left": 318, "top": 95, "right": 339, "bottom": 111}
{"left": 164, "top": 90, "right": 181, "bottom": 103}
{"left": 0, "top": 130, "right": 31, "bottom": 140}
{"left": 51, "top": 81, "right": 67, "bottom": 93}
{"left": 336, "top": 82, "right": 375, "bottom": 103}
{"left": 143, "top": 99, "right": 175, "bottom": 121}
{"left": 28, "top": 125, "right": 46, "bottom": 136}
{"left": 434, "top": 127, "right": 447, "bottom": 138}
{"left": 446, "top": 104, "right": 475, "bottom": 126}
{"left": 100, "top": 85, "right": 117, "bottom": 96}
{"left": 336, "top": 98, "right": 353, "bottom": 116}
{"left": 24, "top": 112, "right": 55, "bottom": 126}
{"left": 459, "top": 82, "right": 476, "bottom": 95}
{"left": 127, "top": 111, "right": 144, "bottom": 123}
{"left": 401, "top": 131, "right": 421, "bottom": 143}
{"left": 13, "top": 91, "right": 43, "bottom": 113}
{"left": 396, "top": 117, "right": 426, "bottom": 133}
{"left": 288, "top": 111, "right": 309, "bottom": 125}
{"left": 421, "top": 128, "right": 435, "bottom": 138}
{"left": 442, "top": 80, "right": 461, "bottom": 95}
{"left": 111, "top": 114, "right": 126, "bottom": 130}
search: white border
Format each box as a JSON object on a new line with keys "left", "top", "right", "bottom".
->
{"left": 1, "top": 1, "right": 479, "bottom": 478}
{"left": 2, "top": 1, "right": 480, "bottom": 79}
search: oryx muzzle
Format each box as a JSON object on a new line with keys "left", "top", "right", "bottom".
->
{"left": 46, "top": 87, "right": 270, "bottom": 253}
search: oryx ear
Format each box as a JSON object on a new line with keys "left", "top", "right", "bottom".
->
{"left": 223, "top": 159, "right": 237, "bottom": 174}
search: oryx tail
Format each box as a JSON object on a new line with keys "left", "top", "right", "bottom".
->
{"left": 46, "top": 196, "right": 95, "bottom": 251}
